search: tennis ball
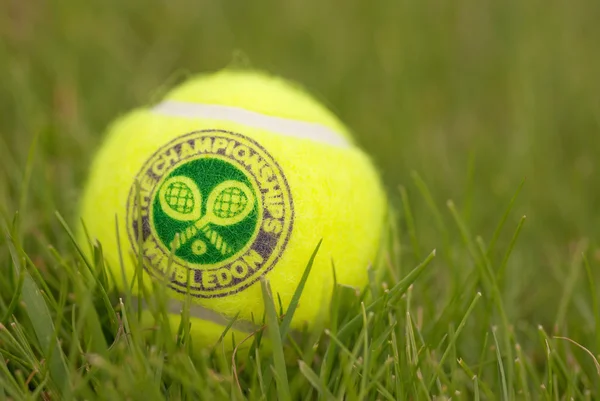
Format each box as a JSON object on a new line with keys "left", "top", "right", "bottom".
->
{"left": 78, "top": 69, "right": 387, "bottom": 348}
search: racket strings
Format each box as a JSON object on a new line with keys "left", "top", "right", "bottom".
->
{"left": 213, "top": 187, "right": 249, "bottom": 218}
{"left": 164, "top": 181, "right": 196, "bottom": 214}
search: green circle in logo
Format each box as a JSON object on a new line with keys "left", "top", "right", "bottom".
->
{"left": 126, "top": 130, "right": 294, "bottom": 298}
{"left": 151, "top": 157, "right": 259, "bottom": 265}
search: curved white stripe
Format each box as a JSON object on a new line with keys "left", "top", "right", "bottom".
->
{"left": 131, "top": 298, "right": 259, "bottom": 333}
{"left": 152, "top": 100, "right": 351, "bottom": 148}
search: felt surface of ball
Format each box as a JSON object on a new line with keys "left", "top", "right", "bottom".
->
{"left": 78, "top": 69, "right": 387, "bottom": 348}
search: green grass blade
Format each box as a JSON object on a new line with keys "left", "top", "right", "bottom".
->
{"left": 337, "top": 249, "right": 436, "bottom": 341}
{"left": 0, "top": 267, "right": 25, "bottom": 324}
{"left": 260, "top": 277, "right": 291, "bottom": 401}
{"left": 298, "top": 361, "right": 335, "bottom": 400}
{"left": 2, "top": 221, "right": 69, "bottom": 396}
{"left": 427, "top": 292, "right": 482, "bottom": 389}
{"left": 411, "top": 172, "right": 453, "bottom": 268}
{"left": 279, "top": 239, "right": 322, "bottom": 340}
{"left": 555, "top": 240, "right": 587, "bottom": 329}
{"left": 496, "top": 214, "right": 526, "bottom": 284}
{"left": 16, "top": 131, "right": 40, "bottom": 236}
{"left": 582, "top": 253, "right": 600, "bottom": 355}
{"left": 399, "top": 185, "right": 421, "bottom": 261}
{"left": 487, "top": 179, "right": 525, "bottom": 258}
{"left": 492, "top": 326, "right": 509, "bottom": 401}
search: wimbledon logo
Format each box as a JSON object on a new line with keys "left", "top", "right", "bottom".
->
{"left": 126, "top": 130, "right": 294, "bottom": 297}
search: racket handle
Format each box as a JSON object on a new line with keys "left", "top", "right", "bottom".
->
{"left": 201, "top": 225, "right": 232, "bottom": 255}
{"left": 173, "top": 223, "right": 231, "bottom": 256}
{"left": 173, "top": 224, "right": 200, "bottom": 250}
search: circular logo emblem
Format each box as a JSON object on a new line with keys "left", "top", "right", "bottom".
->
{"left": 126, "top": 130, "right": 294, "bottom": 297}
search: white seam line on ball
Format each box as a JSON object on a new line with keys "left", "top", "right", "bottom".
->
{"left": 132, "top": 298, "right": 259, "bottom": 333}
{"left": 166, "top": 300, "right": 259, "bottom": 334}
{"left": 152, "top": 100, "right": 351, "bottom": 148}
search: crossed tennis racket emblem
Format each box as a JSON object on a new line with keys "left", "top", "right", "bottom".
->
{"left": 158, "top": 176, "right": 255, "bottom": 255}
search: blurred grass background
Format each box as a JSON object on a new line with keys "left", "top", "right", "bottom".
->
{"left": 1, "top": 0, "right": 600, "bottom": 393}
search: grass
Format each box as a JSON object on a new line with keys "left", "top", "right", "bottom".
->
{"left": 1, "top": 0, "right": 600, "bottom": 399}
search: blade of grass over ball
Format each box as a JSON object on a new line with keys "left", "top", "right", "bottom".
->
{"left": 92, "top": 240, "right": 111, "bottom": 293}
{"left": 212, "top": 312, "right": 240, "bottom": 350}
{"left": 279, "top": 239, "right": 322, "bottom": 340}
{"left": 337, "top": 249, "right": 435, "bottom": 341}
{"left": 139, "top": 233, "right": 177, "bottom": 355}
{"left": 319, "top": 260, "right": 341, "bottom": 385}
{"left": 176, "top": 267, "right": 194, "bottom": 351}
{"left": 115, "top": 215, "right": 128, "bottom": 298}
{"left": 135, "top": 182, "right": 145, "bottom": 324}
{"left": 118, "top": 297, "right": 133, "bottom": 348}
{"left": 260, "top": 277, "right": 291, "bottom": 401}
{"left": 260, "top": 242, "right": 323, "bottom": 392}
{"left": 254, "top": 348, "right": 266, "bottom": 397}
{"left": 298, "top": 361, "right": 335, "bottom": 401}
{"left": 1, "top": 221, "right": 69, "bottom": 396}
{"left": 289, "top": 318, "right": 312, "bottom": 358}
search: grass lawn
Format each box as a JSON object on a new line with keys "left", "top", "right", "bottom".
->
{"left": 1, "top": 0, "right": 600, "bottom": 399}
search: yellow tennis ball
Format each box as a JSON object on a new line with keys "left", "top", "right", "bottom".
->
{"left": 78, "top": 69, "right": 387, "bottom": 348}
